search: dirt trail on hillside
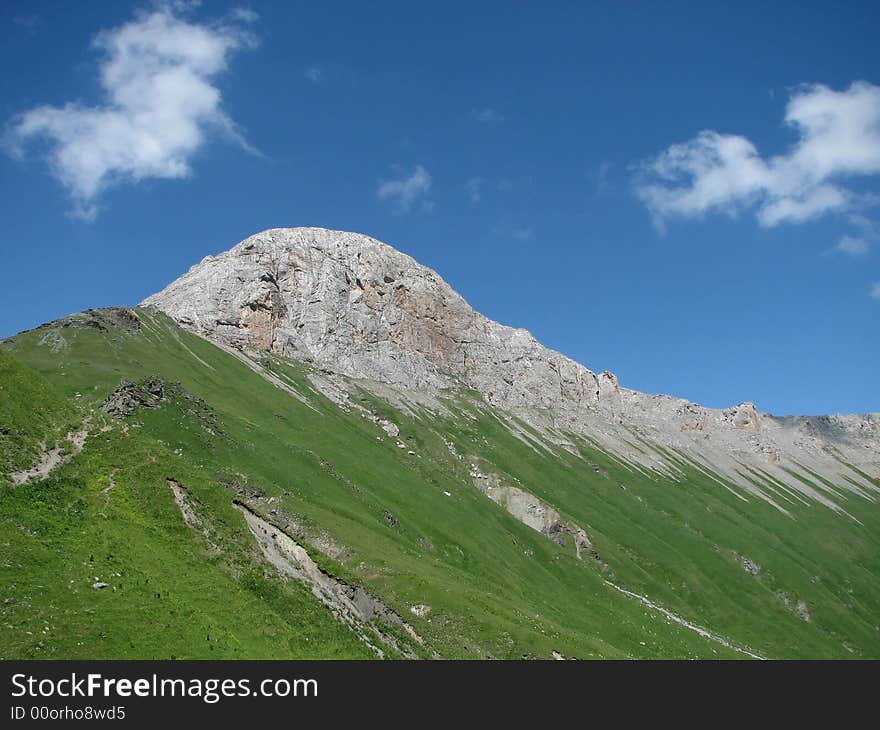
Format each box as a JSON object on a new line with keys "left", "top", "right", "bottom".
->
{"left": 605, "top": 580, "right": 765, "bottom": 659}
{"left": 10, "top": 421, "right": 90, "bottom": 486}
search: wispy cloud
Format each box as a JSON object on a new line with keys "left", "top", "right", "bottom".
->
{"left": 377, "top": 165, "right": 433, "bottom": 213}
{"left": 304, "top": 66, "right": 322, "bottom": 84}
{"left": 871, "top": 281, "right": 880, "bottom": 300}
{"left": 832, "top": 213, "right": 880, "bottom": 257}
{"left": 464, "top": 177, "right": 482, "bottom": 204}
{"left": 634, "top": 82, "right": 880, "bottom": 230}
{"left": 492, "top": 221, "right": 535, "bottom": 241}
{"left": 472, "top": 107, "right": 504, "bottom": 124}
{"left": 230, "top": 7, "right": 259, "bottom": 23}
{"left": 834, "top": 235, "right": 870, "bottom": 256}
{"left": 12, "top": 14, "right": 40, "bottom": 34}
{"left": 5, "top": 3, "right": 258, "bottom": 220}
{"left": 591, "top": 161, "right": 612, "bottom": 194}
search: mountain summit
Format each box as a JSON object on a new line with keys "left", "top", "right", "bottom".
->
{"left": 144, "top": 227, "right": 879, "bottom": 514}
{"left": 143, "top": 227, "right": 614, "bottom": 408}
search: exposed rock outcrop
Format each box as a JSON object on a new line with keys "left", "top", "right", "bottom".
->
{"left": 101, "top": 376, "right": 169, "bottom": 418}
{"left": 101, "top": 376, "right": 222, "bottom": 435}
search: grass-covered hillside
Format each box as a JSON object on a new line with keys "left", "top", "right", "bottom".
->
{"left": 1, "top": 308, "right": 878, "bottom": 659}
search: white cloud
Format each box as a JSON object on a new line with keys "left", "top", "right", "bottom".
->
{"left": 304, "top": 66, "right": 322, "bottom": 84}
{"left": 377, "top": 165, "right": 432, "bottom": 213}
{"left": 635, "top": 82, "right": 880, "bottom": 229}
{"left": 464, "top": 176, "right": 482, "bottom": 204}
{"left": 472, "top": 108, "right": 504, "bottom": 124}
{"left": 230, "top": 7, "right": 259, "bottom": 24}
{"left": 834, "top": 235, "right": 870, "bottom": 256}
{"left": 871, "top": 281, "right": 880, "bottom": 300}
{"left": 829, "top": 214, "right": 878, "bottom": 256}
{"left": 6, "top": 4, "right": 257, "bottom": 220}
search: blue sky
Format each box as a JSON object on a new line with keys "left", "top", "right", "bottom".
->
{"left": 1, "top": 1, "right": 878, "bottom": 415}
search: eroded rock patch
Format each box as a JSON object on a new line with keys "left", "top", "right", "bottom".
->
{"left": 235, "top": 500, "right": 428, "bottom": 659}
{"left": 470, "top": 462, "right": 597, "bottom": 562}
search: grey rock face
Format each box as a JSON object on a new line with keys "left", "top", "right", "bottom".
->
{"left": 143, "top": 227, "right": 880, "bottom": 510}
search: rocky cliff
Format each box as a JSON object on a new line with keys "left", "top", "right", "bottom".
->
{"left": 143, "top": 227, "right": 879, "bottom": 513}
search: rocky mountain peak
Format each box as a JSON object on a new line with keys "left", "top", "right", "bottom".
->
{"left": 143, "top": 227, "right": 606, "bottom": 413}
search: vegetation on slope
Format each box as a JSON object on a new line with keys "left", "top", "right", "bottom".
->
{"left": 1, "top": 308, "right": 877, "bottom": 658}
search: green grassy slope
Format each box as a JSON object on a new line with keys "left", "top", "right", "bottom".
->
{"left": 0, "top": 350, "right": 78, "bottom": 477}
{"left": 1, "top": 308, "right": 877, "bottom": 658}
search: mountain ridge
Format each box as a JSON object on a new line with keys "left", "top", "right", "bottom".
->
{"left": 141, "top": 227, "right": 879, "bottom": 513}
{"left": 140, "top": 226, "right": 873, "bottom": 417}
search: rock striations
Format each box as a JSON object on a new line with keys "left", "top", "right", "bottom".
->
{"left": 143, "top": 227, "right": 879, "bottom": 514}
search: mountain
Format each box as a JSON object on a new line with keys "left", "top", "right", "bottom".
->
{"left": 1, "top": 227, "right": 879, "bottom": 660}
{"left": 144, "top": 227, "right": 879, "bottom": 515}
